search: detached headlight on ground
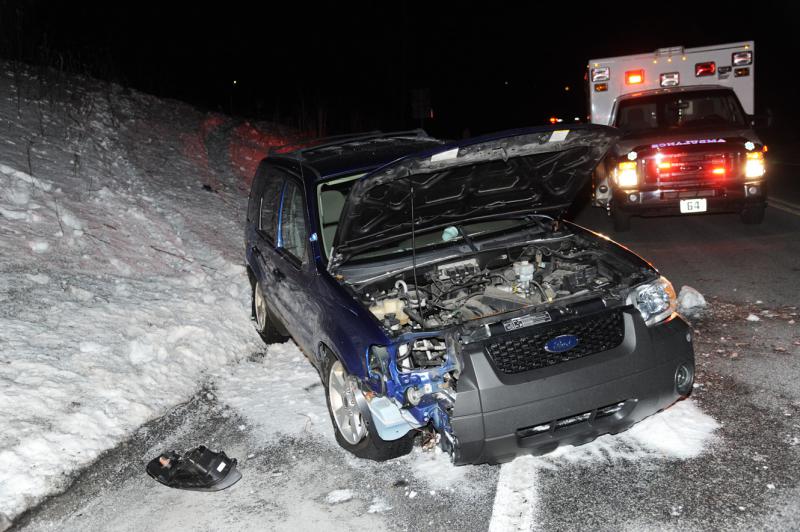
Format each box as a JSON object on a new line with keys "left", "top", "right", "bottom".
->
{"left": 629, "top": 276, "right": 677, "bottom": 326}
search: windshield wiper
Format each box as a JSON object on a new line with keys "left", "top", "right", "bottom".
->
{"left": 455, "top": 224, "right": 478, "bottom": 252}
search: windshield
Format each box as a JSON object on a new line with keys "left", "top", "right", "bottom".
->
{"left": 614, "top": 90, "right": 747, "bottom": 133}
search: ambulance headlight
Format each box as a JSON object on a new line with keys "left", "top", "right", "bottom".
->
{"left": 614, "top": 161, "right": 639, "bottom": 188}
{"left": 745, "top": 152, "right": 765, "bottom": 179}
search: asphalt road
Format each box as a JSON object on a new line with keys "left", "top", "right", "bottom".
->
{"left": 12, "top": 184, "right": 800, "bottom": 532}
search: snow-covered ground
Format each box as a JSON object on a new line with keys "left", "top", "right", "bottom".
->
{"left": 0, "top": 62, "right": 280, "bottom": 521}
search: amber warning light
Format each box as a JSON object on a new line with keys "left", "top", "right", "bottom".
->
{"left": 625, "top": 70, "right": 644, "bottom": 85}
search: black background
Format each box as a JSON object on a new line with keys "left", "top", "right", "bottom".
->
{"left": 1, "top": 1, "right": 798, "bottom": 140}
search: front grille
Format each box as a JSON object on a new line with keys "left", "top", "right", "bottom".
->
{"left": 485, "top": 310, "right": 625, "bottom": 374}
{"left": 644, "top": 150, "right": 742, "bottom": 185}
{"left": 662, "top": 189, "right": 718, "bottom": 200}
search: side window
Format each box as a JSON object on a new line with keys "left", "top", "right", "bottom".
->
{"left": 280, "top": 181, "right": 309, "bottom": 263}
{"left": 247, "top": 164, "right": 268, "bottom": 223}
{"left": 259, "top": 175, "right": 284, "bottom": 242}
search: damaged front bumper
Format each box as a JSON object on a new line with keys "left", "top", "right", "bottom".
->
{"left": 360, "top": 305, "right": 694, "bottom": 465}
{"left": 450, "top": 308, "right": 693, "bottom": 465}
{"left": 361, "top": 306, "right": 694, "bottom": 465}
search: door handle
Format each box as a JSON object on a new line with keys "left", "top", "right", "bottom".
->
{"left": 272, "top": 268, "right": 286, "bottom": 281}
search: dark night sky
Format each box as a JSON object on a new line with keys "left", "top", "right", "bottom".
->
{"left": 2, "top": 1, "right": 799, "bottom": 140}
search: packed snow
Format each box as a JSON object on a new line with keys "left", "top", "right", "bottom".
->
{"left": 677, "top": 285, "right": 707, "bottom": 317}
{"left": 324, "top": 489, "right": 354, "bottom": 504}
{"left": 0, "top": 62, "right": 284, "bottom": 520}
{"left": 489, "top": 399, "right": 719, "bottom": 530}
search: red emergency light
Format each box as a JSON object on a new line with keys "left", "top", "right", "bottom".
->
{"left": 695, "top": 62, "right": 716, "bottom": 77}
{"left": 625, "top": 70, "right": 644, "bottom": 85}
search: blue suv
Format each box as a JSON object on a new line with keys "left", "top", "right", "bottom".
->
{"left": 245, "top": 127, "right": 695, "bottom": 465}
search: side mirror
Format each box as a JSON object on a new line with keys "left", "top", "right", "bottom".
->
{"left": 750, "top": 114, "right": 771, "bottom": 129}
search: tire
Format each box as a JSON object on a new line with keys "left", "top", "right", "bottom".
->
{"left": 741, "top": 205, "right": 765, "bottom": 225}
{"left": 252, "top": 281, "right": 287, "bottom": 344}
{"left": 322, "top": 349, "right": 415, "bottom": 461}
{"left": 611, "top": 206, "right": 631, "bottom": 232}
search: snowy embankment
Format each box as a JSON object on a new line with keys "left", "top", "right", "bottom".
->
{"left": 0, "top": 63, "right": 286, "bottom": 521}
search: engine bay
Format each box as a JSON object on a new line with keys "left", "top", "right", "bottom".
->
{"left": 357, "top": 231, "right": 649, "bottom": 337}
{"left": 340, "top": 227, "right": 658, "bottom": 459}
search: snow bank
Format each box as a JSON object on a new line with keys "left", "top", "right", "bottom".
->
{"left": 0, "top": 63, "right": 278, "bottom": 520}
{"left": 678, "top": 285, "right": 707, "bottom": 317}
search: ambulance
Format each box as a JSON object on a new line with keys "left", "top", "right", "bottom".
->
{"left": 587, "top": 41, "right": 767, "bottom": 230}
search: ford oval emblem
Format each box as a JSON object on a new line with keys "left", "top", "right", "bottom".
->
{"left": 544, "top": 334, "right": 579, "bottom": 353}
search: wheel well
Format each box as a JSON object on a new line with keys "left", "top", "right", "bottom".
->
{"left": 318, "top": 342, "right": 336, "bottom": 364}
{"left": 246, "top": 265, "right": 256, "bottom": 289}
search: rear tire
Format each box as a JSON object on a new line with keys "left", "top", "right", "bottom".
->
{"left": 611, "top": 207, "right": 631, "bottom": 232}
{"left": 252, "top": 281, "right": 287, "bottom": 344}
{"left": 740, "top": 205, "right": 765, "bottom": 225}
{"left": 322, "top": 349, "right": 415, "bottom": 461}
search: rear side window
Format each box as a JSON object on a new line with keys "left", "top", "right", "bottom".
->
{"left": 259, "top": 176, "right": 284, "bottom": 241}
{"left": 247, "top": 164, "right": 268, "bottom": 223}
{"left": 280, "top": 181, "right": 308, "bottom": 263}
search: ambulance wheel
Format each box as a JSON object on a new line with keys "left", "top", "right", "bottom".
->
{"left": 611, "top": 207, "right": 631, "bottom": 232}
{"left": 740, "top": 205, "right": 765, "bottom": 225}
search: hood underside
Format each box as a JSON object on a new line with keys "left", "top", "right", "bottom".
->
{"left": 332, "top": 125, "right": 619, "bottom": 257}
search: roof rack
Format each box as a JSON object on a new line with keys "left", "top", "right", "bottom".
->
{"left": 269, "top": 129, "right": 431, "bottom": 158}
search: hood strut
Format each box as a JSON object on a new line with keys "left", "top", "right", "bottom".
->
{"left": 409, "top": 184, "right": 424, "bottom": 322}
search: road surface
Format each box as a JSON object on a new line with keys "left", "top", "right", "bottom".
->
{"left": 12, "top": 180, "right": 800, "bottom": 532}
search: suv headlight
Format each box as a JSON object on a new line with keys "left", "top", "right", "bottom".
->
{"left": 628, "top": 276, "right": 677, "bottom": 326}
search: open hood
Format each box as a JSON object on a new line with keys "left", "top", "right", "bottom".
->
{"left": 331, "top": 125, "right": 619, "bottom": 260}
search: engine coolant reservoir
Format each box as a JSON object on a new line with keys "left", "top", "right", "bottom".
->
{"left": 513, "top": 260, "right": 535, "bottom": 290}
{"left": 369, "top": 298, "right": 410, "bottom": 325}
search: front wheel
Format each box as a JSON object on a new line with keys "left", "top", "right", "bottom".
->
{"left": 741, "top": 205, "right": 765, "bottom": 225}
{"left": 323, "top": 351, "right": 415, "bottom": 461}
{"left": 611, "top": 206, "right": 631, "bottom": 232}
